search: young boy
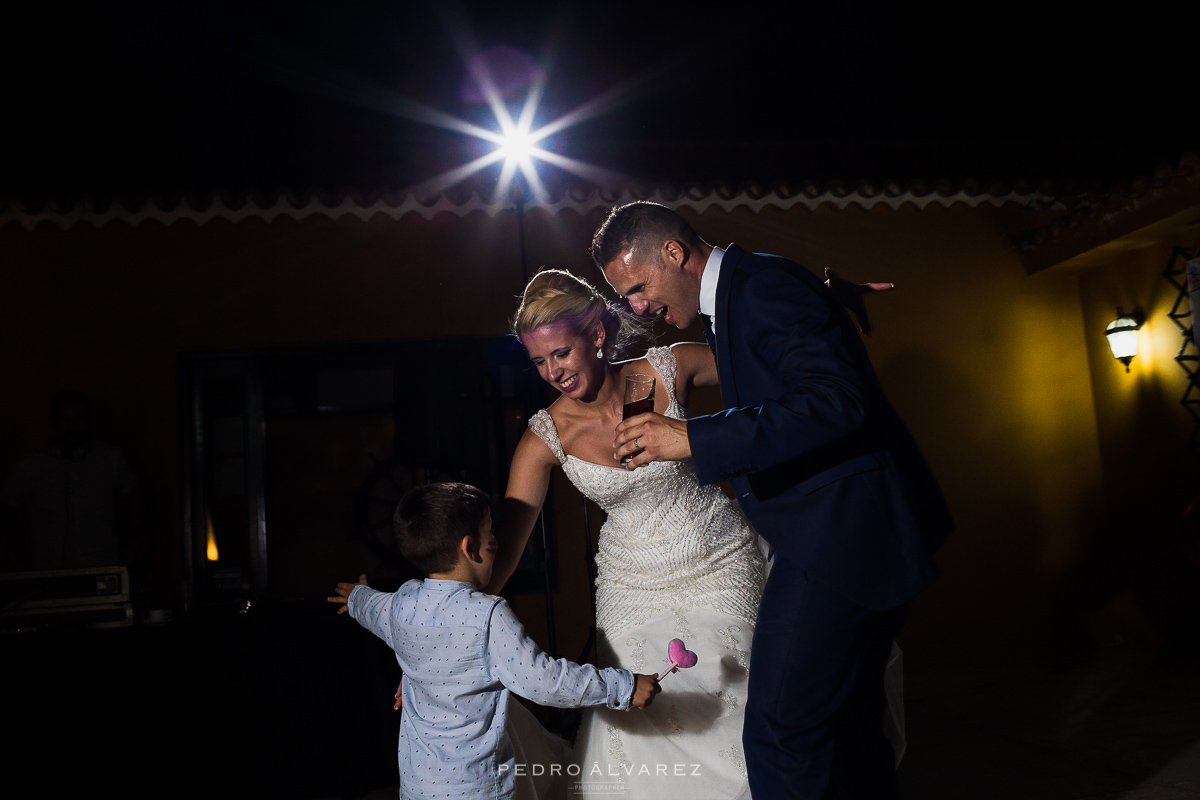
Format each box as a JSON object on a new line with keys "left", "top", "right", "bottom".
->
{"left": 330, "top": 482, "right": 660, "bottom": 800}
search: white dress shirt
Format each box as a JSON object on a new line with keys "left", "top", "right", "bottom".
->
{"left": 699, "top": 245, "right": 725, "bottom": 335}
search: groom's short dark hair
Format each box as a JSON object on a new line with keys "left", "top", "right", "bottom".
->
{"left": 591, "top": 201, "right": 701, "bottom": 270}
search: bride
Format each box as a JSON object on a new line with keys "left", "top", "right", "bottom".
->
{"left": 489, "top": 269, "right": 901, "bottom": 800}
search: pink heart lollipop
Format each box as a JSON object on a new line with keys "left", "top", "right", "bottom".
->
{"left": 658, "top": 638, "right": 698, "bottom": 679}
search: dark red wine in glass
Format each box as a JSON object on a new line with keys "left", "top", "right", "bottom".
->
{"left": 623, "top": 397, "right": 654, "bottom": 419}
{"left": 621, "top": 375, "right": 656, "bottom": 464}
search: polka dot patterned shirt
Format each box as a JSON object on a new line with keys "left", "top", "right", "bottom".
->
{"left": 349, "top": 579, "right": 634, "bottom": 800}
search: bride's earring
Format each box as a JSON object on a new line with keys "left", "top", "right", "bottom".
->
{"left": 596, "top": 345, "right": 604, "bottom": 359}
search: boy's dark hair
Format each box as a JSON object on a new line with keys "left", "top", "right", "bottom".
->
{"left": 393, "top": 482, "right": 492, "bottom": 575}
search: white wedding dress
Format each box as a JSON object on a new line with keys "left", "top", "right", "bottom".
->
{"left": 529, "top": 347, "right": 766, "bottom": 800}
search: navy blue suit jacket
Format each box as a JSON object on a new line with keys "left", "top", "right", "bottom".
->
{"left": 688, "top": 245, "right": 953, "bottom": 610}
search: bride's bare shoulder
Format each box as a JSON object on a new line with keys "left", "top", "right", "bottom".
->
{"left": 545, "top": 394, "right": 571, "bottom": 417}
{"left": 669, "top": 342, "right": 718, "bottom": 390}
{"left": 615, "top": 353, "right": 654, "bottom": 377}
{"left": 543, "top": 395, "right": 582, "bottom": 432}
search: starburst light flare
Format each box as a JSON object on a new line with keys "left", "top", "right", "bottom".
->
{"left": 401, "top": 28, "right": 636, "bottom": 203}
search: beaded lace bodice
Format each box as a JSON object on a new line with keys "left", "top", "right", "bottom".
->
{"left": 528, "top": 346, "right": 765, "bottom": 637}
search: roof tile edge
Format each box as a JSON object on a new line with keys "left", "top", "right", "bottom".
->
{"left": 0, "top": 182, "right": 1058, "bottom": 232}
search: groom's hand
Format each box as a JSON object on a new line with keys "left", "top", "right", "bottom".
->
{"left": 613, "top": 412, "right": 691, "bottom": 469}
{"left": 824, "top": 267, "right": 893, "bottom": 336}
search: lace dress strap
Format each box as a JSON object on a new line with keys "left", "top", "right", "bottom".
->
{"left": 643, "top": 346, "right": 683, "bottom": 419}
{"left": 528, "top": 409, "right": 567, "bottom": 465}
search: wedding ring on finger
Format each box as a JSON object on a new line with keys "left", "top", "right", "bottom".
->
{"left": 634, "top": 438, "right": 640, "bottom": 449}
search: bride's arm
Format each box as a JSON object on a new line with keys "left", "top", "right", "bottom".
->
{"left": 485, "top": 427, "right": 557, "bottom": 595}
{"left": 670, "top": 342, "right": 719, "bottom": 406}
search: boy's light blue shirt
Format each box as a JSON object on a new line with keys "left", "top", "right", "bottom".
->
{"left": 349, "top": 579, "right": 634, "bottom": 800}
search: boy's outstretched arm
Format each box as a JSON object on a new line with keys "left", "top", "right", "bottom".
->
{"left": 327, "top": 574, "right": 368, "bottom": 615}
{"left": 327, "top": 574, "right": 403, "bottom": 708}
{"left": 487, "top": 599, "right": 648, "bottom": 711}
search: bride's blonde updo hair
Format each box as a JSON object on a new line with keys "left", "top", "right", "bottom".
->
{"left": 512, "top": 269, "right": 650, "bottom": 362}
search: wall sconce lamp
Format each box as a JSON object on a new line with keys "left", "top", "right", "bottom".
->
{"left": 1105, "top": 308, "right": 1145, "bottom": 372}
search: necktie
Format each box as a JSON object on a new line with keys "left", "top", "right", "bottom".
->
{"left": 701, "top": 313, "right": 716, "bottom": 353}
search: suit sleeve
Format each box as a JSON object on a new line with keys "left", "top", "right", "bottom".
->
{"left": 688, "top": 263, "right": 868, "bottom": 485}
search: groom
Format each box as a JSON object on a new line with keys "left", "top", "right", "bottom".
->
{"left": 595, "top": 202, "right": 952, "bottom": 799}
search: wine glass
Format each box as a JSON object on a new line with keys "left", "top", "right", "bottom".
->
{"left": 621, "top": 375, "right": 656, "bottom": 465}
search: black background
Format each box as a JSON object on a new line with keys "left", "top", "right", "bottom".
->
{"left": 5, "top": 2, "right": 1196, "bottom": 204}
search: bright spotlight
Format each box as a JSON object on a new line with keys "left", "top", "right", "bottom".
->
{"left": 499, "top": 127, "right": 535, "bottom": 163}
{"left": 388, "top": 33, "right": 637, "bottom": 201}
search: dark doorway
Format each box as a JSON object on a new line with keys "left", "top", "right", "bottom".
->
{"left": 180, "top": 337, "right": 554, "bottom": 608}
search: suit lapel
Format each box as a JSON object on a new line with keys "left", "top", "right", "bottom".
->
{"left": 715, "top": 243, "right": 741, "bottom": 406}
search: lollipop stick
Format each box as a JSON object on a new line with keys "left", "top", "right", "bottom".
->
{"left": 657, "top": 659, "right": 681, "bottom": 680}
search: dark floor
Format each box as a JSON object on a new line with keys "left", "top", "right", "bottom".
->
{"left": 325, "top": 647, "right": 1200, "bottom": 800}
{"left": 11, "top": 606, "right": 1194, "bottom": 800}
{"left": 897, "top": 648, "right": 1200, "bottom": 800}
